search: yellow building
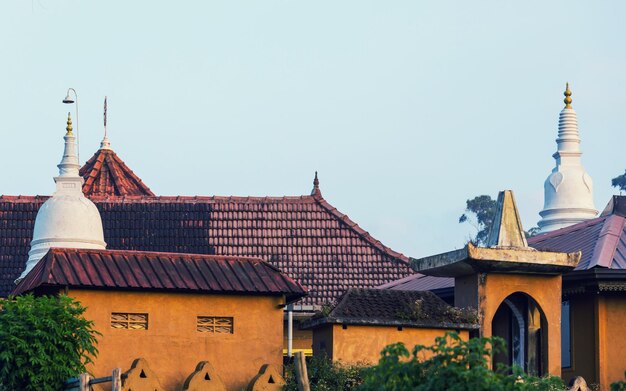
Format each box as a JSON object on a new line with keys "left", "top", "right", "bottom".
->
{"left": 13, "top": 248, "right": 306, "bottom": 390}
{"left": 302, "top": 288, "right": 477, "bottom": 365}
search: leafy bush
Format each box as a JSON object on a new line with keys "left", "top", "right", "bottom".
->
{"left": 284, "top": 354, "right": 366, "bottom": 391}
{"left": 612, "top": 371, "right": 626, "bottom": 391}
{"left": 357, "top": 332, "right": 565, "bottom": 391}
{"left": 0, "top": 294, "right": 100, "bottom": 391}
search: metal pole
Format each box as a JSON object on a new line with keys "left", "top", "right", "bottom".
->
{"left": 64, "top": 88, "right": 79, "bottom": 164}
{"left": 287, "top": 304, "right": 293, "bottom": 357}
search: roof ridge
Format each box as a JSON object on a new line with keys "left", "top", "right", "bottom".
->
{"left": 311, "top": 193, "right": 410, "bottom": 263}
{"left": 49, "top": 247, "right": 268, "bottom": 263}
{"left": 589, "top": 215, "right": 626, "bottom": 269}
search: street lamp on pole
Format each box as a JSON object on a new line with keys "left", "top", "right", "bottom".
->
{"left": 62, "top": 88, "right": 80, "bottom": 164}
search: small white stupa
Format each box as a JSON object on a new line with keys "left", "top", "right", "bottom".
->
{"left": 18, "top": 113, "right": 106, "bottom": 280}
{"left": 538, "top": 83, "right": 598, "bottom": 233}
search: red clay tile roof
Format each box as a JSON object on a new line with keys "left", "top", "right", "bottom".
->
{"left": 0, "top": 192, "right": 413, "bottom": 303}
{"left": 301, "top": 288, "right": 478, "bottom": 329}
{"left": 79, "top": 148, "right": 154, "bottom": 196}
{"left": 12, "top": 248, "right": 306, "bottom": 302}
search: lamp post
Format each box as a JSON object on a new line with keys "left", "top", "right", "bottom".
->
{"left": 62, "top": 88, "right": 80, "bottom": 164}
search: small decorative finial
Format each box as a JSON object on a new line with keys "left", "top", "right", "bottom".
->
{"left": 66, "top": 112, "right": 73, "bottom": 135}
{"left": 100, "top": 96, "right": 111, "bottom": 149}
{"left": 311, "top": 171, "right": 320, "bottom": 196}
{"left": 564, "top": 82, "right": 572, "bottom": 109}
{"left": 103, "top": 96, "right": 108, "bottom": 137}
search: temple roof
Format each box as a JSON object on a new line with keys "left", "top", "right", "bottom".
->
{"left": 79, "top": 148, "right": 154, "bottom": 197}
{"left": 529, "top": 196, "right": 626, "bottom": 271}
{"left": 13, "top": 248, "right": 306, "bottom": 303}
{"left": 301, "top": 288, "right": 478, "bottom": 330}
{"left": 0, "top": 190, "right": 413, "bottom": 303}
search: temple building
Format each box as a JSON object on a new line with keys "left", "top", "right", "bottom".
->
{"left": 379, "top": 86, "right": 626, "bottom": 389}
{"left": 11, "top": 114, "right": 307, "bottom": 390}
{"left": 0, "top": 110, "right": 414, "bottom": 358}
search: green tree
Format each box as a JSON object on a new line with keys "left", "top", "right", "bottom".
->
{"left": 612, "top": 170, "right": 626, "bottom": 193}
{"left": 611, "top": 371, "right": 626, "bottom": 391}
{"left": 459, "top": 195, "right": 497, "bottom": 245}
{"left": 358, "top": 332, "right": 564, "bottom": 391}
{"left": 459, "top": 195, "right": 540, "bottom": 244}
{"left": 0, "top": 294, "right": 100, "bottom": 391}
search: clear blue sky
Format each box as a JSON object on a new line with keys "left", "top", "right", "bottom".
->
{"left": 1, "top": 1, "right": 625, "bottom": 258}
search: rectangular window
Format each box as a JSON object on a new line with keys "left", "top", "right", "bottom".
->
{"left": 561, "top": 301, "right": 571, "bottom": 368}
{"left": 111, "top": 313, "right": 148, "bottom": 330}
{"left": 197, "top": 316, "right": 234, "bottom": 334}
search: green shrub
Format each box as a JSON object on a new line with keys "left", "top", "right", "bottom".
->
{"left": 357, "top": 332, "right": 565, "bottom": 391}
{"left": 284, "top": 354, "right": 366, "bottom": 391}
{"left": 0, "top": 294, "right": 100, "bottom": 391}
{"left": 611, "top": 371, "right": 626, "bottom": 391}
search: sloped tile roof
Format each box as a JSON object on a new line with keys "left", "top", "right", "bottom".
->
{"left": 301, "top": 288, "right": 478, "bottom": 329}
{"left": 80, "top": 148, "right": 154, "bottom": 196}
{"left": 0, "top": 193, "right": 413, "bottom": 303}
{"left": 12, "top": 248, "right": 306, "bottom": 302}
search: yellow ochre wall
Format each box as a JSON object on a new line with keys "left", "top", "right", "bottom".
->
{"left": 562, "top": 295, "right": 596, "bottom": 385}
{"left": 475, "top": 273, "right": 563, "bottom": 377}
{"left": 596, "top": 295, "right": 626, "bottom": 390}
{"left": 70, "top": 289, "right": 284, "bottom": 391}
{"left": 312, "top": 324, "right": 469, "bottom": 365}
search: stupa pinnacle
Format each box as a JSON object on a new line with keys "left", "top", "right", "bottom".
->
{"left": 537, "top": 83, "right": 597, "bottom": 233}
{"left": 18, "top": 113, "right": 106, "bottom": 281}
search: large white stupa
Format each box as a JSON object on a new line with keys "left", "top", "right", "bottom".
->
{"left": 537, "top": 84, "right": 598, "bottom": 233}
{"left": 18, "top": 113, "right": 106, "bottom": 280}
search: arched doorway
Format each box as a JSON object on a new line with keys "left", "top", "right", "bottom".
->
{"left": 492, "top": 292, "right": 548, "bottom": 376}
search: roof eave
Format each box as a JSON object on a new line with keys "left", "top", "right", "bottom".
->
{"left": 410, "top": 243, "right": 580, "bottom": 277}
{"left": 300, "top": 316, "right": 479, "bottom": 331}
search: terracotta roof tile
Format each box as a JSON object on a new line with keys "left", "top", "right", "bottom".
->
{"left": 79, "top": 148, "right": 154, "bottom": 197}
{"left": 12, "top": 248, "right": 306, "bottom": 302}
{"left": 0, "top": 194, "right": 413, "bottom": 303}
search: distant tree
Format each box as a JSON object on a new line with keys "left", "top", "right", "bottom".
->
{"left": 459, "top": 195, "right": 541, "bottom": 245}
{"left": 525, "top": 226, "right": 541, "bottom": 238}
{"left": 0, "top": 294, "right": 100, "bottom": 391}
{"left": 612, "top": 170, "right": 626, "bottom": 193}
{"left": 459, "top": 195, "right": 497, "bottom": 246}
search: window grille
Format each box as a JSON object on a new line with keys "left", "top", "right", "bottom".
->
{"left": 197, "top": 316, "right": 234, "bottom": 333}
{"left": 111, "top": 313, "right": 148, "bottom": 330}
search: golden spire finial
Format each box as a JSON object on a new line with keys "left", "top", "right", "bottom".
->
{"left": 66, "top": 112, "right": 73, "bottom": 135}
{"left": 564, "top": 82, "right": 572, "bottom": 109}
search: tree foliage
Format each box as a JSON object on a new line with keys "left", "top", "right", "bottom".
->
{"left": 357, "top": 332, "right": 565, "bottom": 391}
{"left": 612, "top": 372, "right": 626, "bottom": 391}
{"left": 459, "top": 195, "right": 540, "bottom": 244}
{"left": 459, "top": 195, "right": 497, "bottom": 245}
{"left": 284, "top": 354, "right": 366, "bottom": 391}
{"left": 612, "top": 170, "right": 626, "bottom": 193}
{"left": 0, "top": 294, "right": 100, "bottom": 391}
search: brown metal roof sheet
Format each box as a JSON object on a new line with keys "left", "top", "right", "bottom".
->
{"left": 12, "top": 248, "right": 306, "bottom": 303}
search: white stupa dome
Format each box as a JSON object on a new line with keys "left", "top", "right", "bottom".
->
{"left": 538, "top": 84, "right": 597, "bottom": 233}
{"left": 18, "top": 113, "right": 106, "bottom": 280}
